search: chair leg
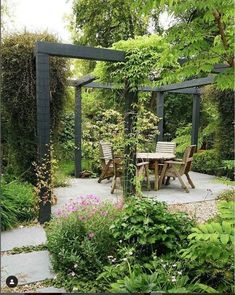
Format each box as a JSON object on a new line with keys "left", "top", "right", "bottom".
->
{"left": 165, "top": 177, "right": 171, "bottom": 185}
{"left": 173, "top": 167, "right": 189, "bottom": 193}
{"left": 111, "top": 176, "right": 116, "bottom": 194}
{"left": 159, "top": 163, "right": 167, "bottom": 189}
{"left": 145, "top": 165, "right": 150, "bottom": 191}
{"left": 186, "top": 173, "right": 195, "bottom": 188}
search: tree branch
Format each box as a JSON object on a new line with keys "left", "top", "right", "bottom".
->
{"left": 213, "top": 9, "right": 234, "bottom": 67}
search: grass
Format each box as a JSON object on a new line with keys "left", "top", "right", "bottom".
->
{"left": 54, "top": 160, "right": 74, "bottom": 187}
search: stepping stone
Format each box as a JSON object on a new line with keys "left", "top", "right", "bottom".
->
{"left": 1, "top": 251, "right": 54, "bottom": 287}
{"left": 35, "top": 287, "right": 66, "bottom": 293}
{"left": 1, "top": 226, "right": 46, "bottom": 251}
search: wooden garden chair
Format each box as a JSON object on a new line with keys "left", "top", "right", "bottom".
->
{"left": 159, "top": 145, "right": 196, "bottom": 193}
{"left": 98, "top": 141, "right": 116, "bottom": 183}
{"left": 149, "top": 141, "right": 176, "bottom": 179}
{"left": 156, "top": 141, "right": 176, "bottom": 154}
{"left": 111, "top": 158, "right": 150, "bottom": 194}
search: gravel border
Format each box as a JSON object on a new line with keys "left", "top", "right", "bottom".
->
{"left": 168, "top": 199, "right": 218, "bottom": 223}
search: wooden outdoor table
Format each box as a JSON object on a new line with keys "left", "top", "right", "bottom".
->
{"left": 136, "top": 152, "right": 175, "bottom": 190}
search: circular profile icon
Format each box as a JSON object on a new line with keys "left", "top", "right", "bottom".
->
{"left": 6, "top": 275, "right": 18, "bottom": 288}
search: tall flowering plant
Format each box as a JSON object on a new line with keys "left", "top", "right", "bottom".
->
{"left": 46, "top": 194, "right": 123, "bottom": 283}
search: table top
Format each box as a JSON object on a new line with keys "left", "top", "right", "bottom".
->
{"left": 136, "top": 152, "right": 175, "bottom": 160}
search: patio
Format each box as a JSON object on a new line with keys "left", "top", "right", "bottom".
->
{"left": 52, "top": 171, "right": 233, "bottom": 213}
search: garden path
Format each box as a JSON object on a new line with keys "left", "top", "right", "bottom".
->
{"left": 1, "top": 225, "right": 65, "bottom": 293}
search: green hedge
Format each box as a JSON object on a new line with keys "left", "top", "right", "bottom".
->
{"left": 2, "top": 32, "right": 69, "bottom": 182}
{"left": 192, "top": 150, "right": 234, "bottom": 180}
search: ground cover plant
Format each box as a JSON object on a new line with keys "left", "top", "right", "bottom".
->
{"left": 1, "top": 180, "right": 38, "bottom": 231}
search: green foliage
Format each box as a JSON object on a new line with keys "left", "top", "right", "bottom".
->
{"left": 135, "top": 0, "right": 234, "bottom": 90}
{"left": 212, "top": 89, "right": 234, "bottom": 160}
{"left": 110, "top": 198, "right": 193, "bottom": 258}
{"left": 70, "top": 0, "right": 150, "bottom": 47}
{"left": 46, "top": 197, "right": 122, "bottom": 290}
{"left": 181, "top": 200, "right": 234, "bottom": 292}
{"left": 192, "top": 149, "right": 222, "bottom": 175}
{"left": 110, "top": 270, "right": 217, "bottom": 293}
{"left": 218, "top": 189, "right": 235, "bottom": 202}
{"left": 164, "top": 93, "right": 193, "bottom": 140}
{"left": 1, "top": 180, "right": 37, "bottom": 231}
{"left": 1, "top": 32, "right": 69, "bottom": 182}
{"left": 94, "top": 35, "right": 169, "bottom": 90}
{"left": 54, "top": 160, "right": 74, "bottom": 188}
{"left": 57, "top": 105, "right": 159, "bottom": 173}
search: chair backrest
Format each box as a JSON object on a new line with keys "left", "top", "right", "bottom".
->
{"left": 99, "top": 141, "right": 113, "bottom": 164}
{"left": 180, "top": 145, "right": 196, "bottom": 174}
{"left": 156, "top": 141, "right": 176, "bottom": 154}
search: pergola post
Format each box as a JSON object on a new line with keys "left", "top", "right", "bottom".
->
{"left": 156, "top": 91, "right": 164, "bottom": 141}
{"left": 191, "top": 93, "right": 201, "bottom": 147}
{"left": 123, "top": 82, "right": 138, "bottom": 197}
{"left": 36, "top": 53, "right": 51, "bottom": 224}
{"left": 75, "top": 86, "right": 82, "bottom": 177}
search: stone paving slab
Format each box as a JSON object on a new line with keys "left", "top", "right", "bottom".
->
{"left": 35, "top": 287, "right": 66, "bottom": 293}
{"left": 1, "top": 225, "right": 47, "bottom": 252}
{"left": 1, "top": 251, "right": 54, "bottom": 287}
{"left": 53, "top": 172, "right": 233, "bottom": 212}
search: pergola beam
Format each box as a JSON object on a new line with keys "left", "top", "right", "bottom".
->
{"left": 35, "top": 41, "right": 125, "bottom": 62}
{"left": 82, "top": 81, "right": 200, "bottom": 94}
{"left": 68, "top": 75, "right": 96, "bottom": 87}
{"left": 158, "top": 76, "right": 215, "bottom": 91}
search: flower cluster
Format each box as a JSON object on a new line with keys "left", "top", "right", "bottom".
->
{"left": 55, "top": 195, "right": 124, "bottom": 220}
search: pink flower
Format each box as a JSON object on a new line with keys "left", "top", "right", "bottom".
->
{"left": 88, "top": 232, "right": 95, "bottom": 239}
{"left": 101, "top": 210, "right": 108, "bottom": 216}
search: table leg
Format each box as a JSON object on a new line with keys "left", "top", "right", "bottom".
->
{"left": 154, "top": 160, "right": 158, "bottom": 190}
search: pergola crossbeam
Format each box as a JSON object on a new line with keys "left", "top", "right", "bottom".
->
{"left": 82, "top": 81, "right": 200, "bottom": 94}
{"left": 35, "top": 41, "right": 125, "bottom": 62}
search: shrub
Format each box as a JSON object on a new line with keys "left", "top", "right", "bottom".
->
{"left": 46, "top": 195, "right": 123, "bottom": 289}
{"left": 218, "top": 189, "right": 235, "bottom": 202}
{"left": 110, "top": 198, "right": 194, "bottom": 259}
{"left": 1, "top": 180, "right": 38, "bottom": 231}
{"left": 2, "top": 32, "right": 69, "bottom": 182}
{"left": 192, "top": 149, "right": 222, "bottom": 175}
{"left": 181, "top": 200, "right": 234, "bottom": 293}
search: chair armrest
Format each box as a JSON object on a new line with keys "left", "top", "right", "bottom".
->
{"left": 136, "top": 161, "right": 149, "bottom": 167}
{"left": 164, "top": 160, "right": 185, "bottom": 165}
{"left": 175, "top": 158, "right": 183, "bottom": 161}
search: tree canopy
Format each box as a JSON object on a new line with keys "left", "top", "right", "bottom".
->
{"left": 134, "top": 0, "right": 234, "bottom": 90}
{"left": 69, "top": 0, "right": 160, "bottom": 47}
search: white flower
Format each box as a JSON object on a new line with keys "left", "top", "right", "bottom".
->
{"left": 122, "top": 257, "right": 128, "bottom": 261}
{"left": 172, "top": 264, "right": 177, "bottom": 267}
{"left": 119, "top": 240, "right": 123, "bottom": 243}
{"left": 74, "top": 263, "right": 78, "bottom": 268}
{"left": 71, "top": 271, "right": 76, "bottom": 277}
{"left": 162, "top": 264, "right": 166, "bottom": 268}
{"left": 177, "top": 271, "right": 182, "bottom": 275}
{"left": 107, "top": 255, "right": 114, "bottom": 260}
{"left": 171, "top": 276, "right": 176, "bottom": 282}
{"left": 111, "top": 258, "right": 116, "bottom": 263}
{"left": 128, "top": 251, "right": 133, "bottom": 256}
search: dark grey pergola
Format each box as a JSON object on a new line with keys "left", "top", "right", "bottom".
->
{"left": 69, "top": 75, "right": 216, "bottom": 178}
{"left": 35, "top": 41, "right": 228, "bottom": 223}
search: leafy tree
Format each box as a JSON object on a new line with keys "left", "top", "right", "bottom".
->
{"left": 134, "top": 0, "right": 234, "bottom": 90}
{"left": 70, "top": 0, "right": 157, "bottom": 47}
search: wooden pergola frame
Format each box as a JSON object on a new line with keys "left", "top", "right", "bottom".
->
{"left": 35, "top": 41, "right": 228, "bottom": 223}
